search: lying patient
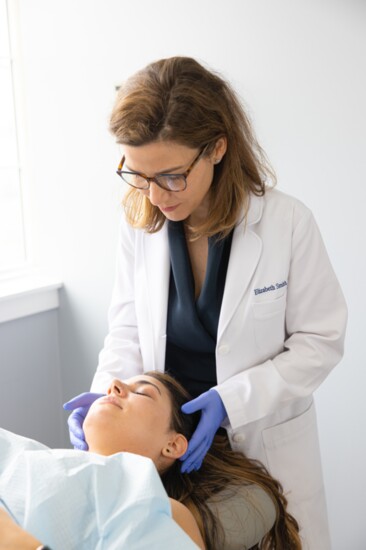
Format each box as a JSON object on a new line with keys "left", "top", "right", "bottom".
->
{"left": 0, "top": 372, "right": 301, "bottom": 549}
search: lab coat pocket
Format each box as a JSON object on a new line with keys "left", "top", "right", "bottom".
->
{"left": 252, "top": 293, "right": 286, "bottom": 352}
{"left": 261, "top": 401, "right": 323, "bottom": 501}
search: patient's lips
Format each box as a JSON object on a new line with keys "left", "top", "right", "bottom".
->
{"left": 98, "top": 395, "right": 123, "bottom": 409}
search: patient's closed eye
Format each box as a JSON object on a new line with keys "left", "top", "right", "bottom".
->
{"left": 133, "top": 390, "right": 152, "bottom": 397}
{"left": 132, "top": 380, "right": 161, "bottom": 397}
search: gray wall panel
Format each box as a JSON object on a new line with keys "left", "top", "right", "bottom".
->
{"left": 0, "top": 310, "right": 67, "bottom": 447}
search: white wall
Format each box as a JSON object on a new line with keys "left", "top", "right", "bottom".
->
{"left": 12, "top": 0, "right": 366, "bottom": 547}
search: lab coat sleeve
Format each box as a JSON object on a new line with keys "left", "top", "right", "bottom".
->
{"left": 91, "top": 216, "right": 143, "bottom": 393}
{"left": 216, "top": 208, "right": 348, "bottom": 430}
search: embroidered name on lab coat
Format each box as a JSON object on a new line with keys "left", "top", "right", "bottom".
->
{"left": 254, "top": 281, "right": 287, "bottom": 295}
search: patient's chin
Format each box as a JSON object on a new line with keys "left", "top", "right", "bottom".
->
{"left": 84, "top": 408, "right": 111, "bottom": 434}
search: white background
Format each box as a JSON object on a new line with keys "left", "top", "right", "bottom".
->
{"left": 8, "top": 0, "right": 366, "bottom": 547}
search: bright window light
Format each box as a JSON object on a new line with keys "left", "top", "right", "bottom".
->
{"left": 0, "top": 0, "right": 26, "bottom": 271}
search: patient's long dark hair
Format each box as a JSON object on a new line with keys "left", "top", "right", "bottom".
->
{"left": 146, "top": 371, "right": 301, "bottom": 550}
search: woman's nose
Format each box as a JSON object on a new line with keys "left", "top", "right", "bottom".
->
{"left": 107, "top": 379, "right": 129, "bottom": 397}
{"left": 148, "top": 181, "right": 170, "bottom": 206}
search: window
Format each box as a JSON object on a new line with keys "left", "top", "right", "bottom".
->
{"left": 0, "top": 0, "right": 26, "bottom": 271}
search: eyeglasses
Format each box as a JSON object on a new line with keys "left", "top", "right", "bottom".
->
{"left": 116, "top": 146, "right": 206, "bottom": 192}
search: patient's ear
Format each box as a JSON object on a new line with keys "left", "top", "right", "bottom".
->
{"left": 162, "top": 433, "right": 188, "bottom": 459}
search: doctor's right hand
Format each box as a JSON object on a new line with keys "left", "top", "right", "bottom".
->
{"left": 63, "top": 392, "right": 104, "bottom": 450}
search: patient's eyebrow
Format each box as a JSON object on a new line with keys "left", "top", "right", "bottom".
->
{"left": 134, "top": 380, "right": 162, "bottom": 395}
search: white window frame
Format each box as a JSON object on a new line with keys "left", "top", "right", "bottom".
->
{"left": 0, "top": 0, "right": 62, "bottom": 323}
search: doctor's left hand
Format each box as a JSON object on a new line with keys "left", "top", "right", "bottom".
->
{"left": 180, "top": 389, "right": 227, "bottom": 474}
{"left": 63, "top": 392, "right": 104, "bottom": 451}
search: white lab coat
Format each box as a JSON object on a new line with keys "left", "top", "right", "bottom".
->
{"left": 92, "top": 188, "right": 347, "bottom": 549}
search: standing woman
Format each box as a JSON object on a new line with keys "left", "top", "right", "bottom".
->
{"left": 65, "top": 57, "right": 347, "bottom": 549}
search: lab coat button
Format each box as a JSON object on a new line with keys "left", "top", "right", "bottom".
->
{"left": 232, "top": 433, "right": 245, "bottom": 443}
{"left": 218, "top": 344, "right": 230, "bottom": 355}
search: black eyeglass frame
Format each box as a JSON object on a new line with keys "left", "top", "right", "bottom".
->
{"left": 116, "top": 146, "right": 207, "bottom": 192}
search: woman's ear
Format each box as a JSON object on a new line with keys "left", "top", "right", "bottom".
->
{"left": 211, "top": 136, "right": 227, "bottom": 164}
{"left": 162, "top": 433, "right": 188, "bottom": 460}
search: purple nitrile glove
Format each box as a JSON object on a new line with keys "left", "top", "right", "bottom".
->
{"left": 180, "top": 389, "right": 227, "bottom": 474}
{"left": 63, "top": 392, "right": 104, "bottom": 450}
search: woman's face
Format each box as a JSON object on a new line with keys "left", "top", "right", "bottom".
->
{"left": 84, "top": 375, "right": 186, "bottom": 469}
{"left": 121, "top": 140, "right": 226, "bottom": 225}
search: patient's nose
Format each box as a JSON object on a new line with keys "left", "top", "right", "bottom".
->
{"left": 108, "top": 379, "right": 130, "bottom": 397}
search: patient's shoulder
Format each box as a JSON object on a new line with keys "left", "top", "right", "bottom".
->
{"left": 170, "top": 498, "right": 205, "bottom": 549}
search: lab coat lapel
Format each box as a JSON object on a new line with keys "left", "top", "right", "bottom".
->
{"left": 218, "top": 195, "right": 263, "bottom": 340}
{"left": 142, "top": 223, "right": 170, "bottom": 370}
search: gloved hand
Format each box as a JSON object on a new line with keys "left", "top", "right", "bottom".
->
{"left": 180, "top": 389, "right": 227, "bottom": 474}
{"left": 63, "top": 392, "right": 104, "bottom": 450}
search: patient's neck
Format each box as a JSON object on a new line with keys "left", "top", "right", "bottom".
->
{"left": 86, "top": 442, "right": 167, "bottom": 471}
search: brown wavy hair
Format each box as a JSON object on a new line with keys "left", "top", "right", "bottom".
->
{"left": 110, "top": 56, "right": 275, "bottom": 240}
{"left": 146, "top": 371, "right": 301, "bottom": 550}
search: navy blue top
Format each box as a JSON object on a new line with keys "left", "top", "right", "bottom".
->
{"left": 165, "top": 221, "right": 233, "bottom": 398}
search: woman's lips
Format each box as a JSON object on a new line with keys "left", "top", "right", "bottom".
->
{"left": 98, "top": 395, "right": 123, "bottom": 409}
{"left": 160, "top": 204, "right": 179, "bottom": 213}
